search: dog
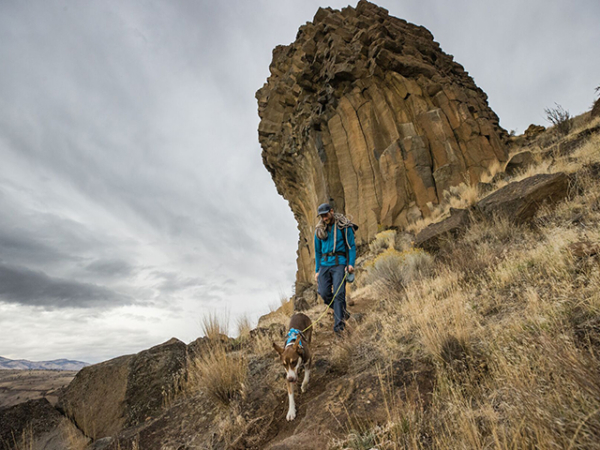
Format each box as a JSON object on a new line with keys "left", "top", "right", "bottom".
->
{"left": 272, "top": 313, "right": 313, "bottom": 421}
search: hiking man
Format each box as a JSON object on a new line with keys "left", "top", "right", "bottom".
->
{"left": 314, "top": 203, "right": 356, "bottom": 335}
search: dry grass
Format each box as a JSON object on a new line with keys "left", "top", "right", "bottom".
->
{"left": 187, "top": 345, "right": 246, "bottom": 408}
{"left": 251, "top": 331, "right": 279, "bottom": 357}
{"left": 190, "top": 311, "right": 247, "bottom": 410}
{"left": 405, "top": 182, "right": 484, "bottom": 235}
{"left": 201, "top": 310, "right": 230, "bottom": 340}
{"left": 7, "top": 425, "right": 33, "bottom": 450}
{"left": 235, "top": 313, "right": 252, "bottom": 339}
{"left": 480, "top": 159, "right": 503, "bottom": 183}
{"left": 369, "top": 229, "right": 397, "bottom": 253}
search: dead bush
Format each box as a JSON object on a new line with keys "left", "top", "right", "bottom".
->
{"left": 545, "top": 102, "right": 572, "bottom": 136}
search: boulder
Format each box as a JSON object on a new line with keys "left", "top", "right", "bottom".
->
{"left": 415, "top": 208, "right": 471, "bottom": 251}
{"left": 249, "top": 323, "right": 287, "bottom": 341}
{"left": 0, "top": 398, "right": 86, "bottom": 450}
{"left": 476, "top": 172, "right": 569, "bottom": 224}
{"left": 293, "top": 284, "right": 318, "bottom": 311}
{"left": 188, "top": 335, "right": 235, "bottom": 357}
{"left": 293, "top": 296, "right": 310, "bottom": 311}
{"left": 504, "top": 150, "right": 535, "bottom": 176}
{"left": 58, "top": 338, "right": 187, "bottom": 440}
{"left": 524, "top": 124, "right": 545, "bottom": 138}
{"left": 256, "top": 0, "right": 508, "bottom": 284}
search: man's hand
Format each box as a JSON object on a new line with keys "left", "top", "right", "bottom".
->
{"left": 347, "top": 265, "right": 355, "bottom": 274}
{"left": 314, "top": 272, "right": 319, "bottom": 283}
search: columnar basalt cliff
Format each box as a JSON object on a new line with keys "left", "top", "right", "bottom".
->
{"left": 257, "top": 0, "right": 508, "bottom": 283}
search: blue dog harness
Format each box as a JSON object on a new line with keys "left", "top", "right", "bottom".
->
{"left": 285, "top": 328, "right": 305, "bottom": 348}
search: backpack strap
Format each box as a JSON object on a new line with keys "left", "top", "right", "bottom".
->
{"left": 332, "top": 223, "right": 338, "bottom": 265}
{"left": 344, "top": 227, "right": 349, "bottom": 266}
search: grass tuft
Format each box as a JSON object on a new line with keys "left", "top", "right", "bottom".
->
{"left": 201, "top": 310, "right": 230, "bottom": 340}
{"left": 188, "top": 345, "right": 246, "bottom": 408}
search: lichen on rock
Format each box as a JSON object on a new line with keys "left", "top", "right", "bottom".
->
{"left": 256, "top": 0, "right": 508, "bottom": 283}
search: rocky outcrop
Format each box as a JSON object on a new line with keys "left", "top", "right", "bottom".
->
{"left": 58, "top": 338, "right": 187, "bottom": 440}
{"left": 524, "top": 124, "right": 545, "bottom": 138}
{"left": 257, "top": 0, "right": 508, "bottom": 283}
{"left": 504, "top": 150, "right": 535, "bottom": 176}
{"left": 415, "top": 208, "right": 471, "bottom": 252}
{"left": 415, "top": 172, "right": 571, "bottom": 251}
{"left": 477, "top": 172, "right": 570, "bottom": 224}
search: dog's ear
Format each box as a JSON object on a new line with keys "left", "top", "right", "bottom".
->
{"left": 272, "top": 342, "right": 284, "bottom": 355}
{"left": 293, "top": 338, "right": 300, "bottom": 351}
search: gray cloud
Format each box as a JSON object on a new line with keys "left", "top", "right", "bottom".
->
{"left": 0, "top": 0, "right": 597, "bottom": 362}
{"left": 149, "top": 270, "right": 205, "bottom": 295}
{"left": 85, "top": 258, "right": 135, "bottom": 278}
{"left": 0, "top": 262, "right": 134, "bottom": 309}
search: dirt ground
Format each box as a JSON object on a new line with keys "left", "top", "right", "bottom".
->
{"left": 0, "top": 370, "right": 77, "bottom": 409}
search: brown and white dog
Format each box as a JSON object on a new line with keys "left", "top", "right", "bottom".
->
{"left": 273, "top": 313, "right": 313, "bottom": 421}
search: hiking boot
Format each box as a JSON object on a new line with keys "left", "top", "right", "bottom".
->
{"left": 335, "top": 328, "right": 348, "bottom": 340}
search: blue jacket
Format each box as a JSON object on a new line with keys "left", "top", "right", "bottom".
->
{"left": 315, "top": 225, "right": 356, "bottom": 272}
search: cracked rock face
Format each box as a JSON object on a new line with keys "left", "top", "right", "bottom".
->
{"left": 256, "top": 0, "right": 508, "bottom": 283}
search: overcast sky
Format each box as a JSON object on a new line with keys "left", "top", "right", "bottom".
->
{"left": 1, "top": 0, "right": 598, "bottom": 364}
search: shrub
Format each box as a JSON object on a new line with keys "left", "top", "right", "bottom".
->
{"left": 364, "top": 248, "right": 433, "bottom": 292}
{"left": 544, "top": 103, "right": 572, "bottom": 135}
{"left": 369, "top": 229, "right": 397, "bottom": 254}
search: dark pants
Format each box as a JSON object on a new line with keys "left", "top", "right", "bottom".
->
{"left": 317, "top": 265, "right": 347, "bottom": 332}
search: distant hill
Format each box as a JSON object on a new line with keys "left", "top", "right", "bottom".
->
{"left": 0, "top": 356, "right": 89, "bottom": 371}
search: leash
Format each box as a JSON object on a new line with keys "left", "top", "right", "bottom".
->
{"left": 302, "top": 271, "right": 348, "bottom": 333}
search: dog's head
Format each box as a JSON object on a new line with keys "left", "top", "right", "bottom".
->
{"left": 273, "top": 339, "right": 304, "bottom": 383}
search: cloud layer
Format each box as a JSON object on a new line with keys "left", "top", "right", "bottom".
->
{"left": 0, "top": 0, "right": 598, "bottom": 362}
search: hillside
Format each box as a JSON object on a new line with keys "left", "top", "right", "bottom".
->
{"left": 0, "top": 357, "right": 88, "bottom": 372}
{"left": 0, "top": 370, "right": 78, "bottom": 409}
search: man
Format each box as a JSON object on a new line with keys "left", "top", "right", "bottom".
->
{"left": 314, "top": 203, "right": 356, "bottom": 336}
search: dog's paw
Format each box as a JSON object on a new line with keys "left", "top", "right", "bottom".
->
{"left": 286, "top": 408, "right": 296, "bottom": 421}
{"left": 301, "top": 382, "right": 308, "bottom": 393}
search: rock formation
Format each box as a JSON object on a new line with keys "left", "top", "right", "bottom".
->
{"left": 57, "top": 338, "right": 187, "bottom": 440}
{"left": 257, "top": 0, "right": 508, "bottom": 283}
{"left": 415, "top": 172, "right": 571, "bottom": 251}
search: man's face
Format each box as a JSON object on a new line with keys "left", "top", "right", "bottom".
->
{"left": 321, "top": 210, "right": 333, "bottom": 225}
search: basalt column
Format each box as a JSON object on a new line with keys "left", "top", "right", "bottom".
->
{"left": 257, "top": 0, "right": 508, "bottom": 284}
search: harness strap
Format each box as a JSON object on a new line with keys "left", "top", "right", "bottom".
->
{"left": 323, "top": 251, "right": 346, "bottom": 257}
{"left": 285, "top": 328, "right": 305, "bottom": 348}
